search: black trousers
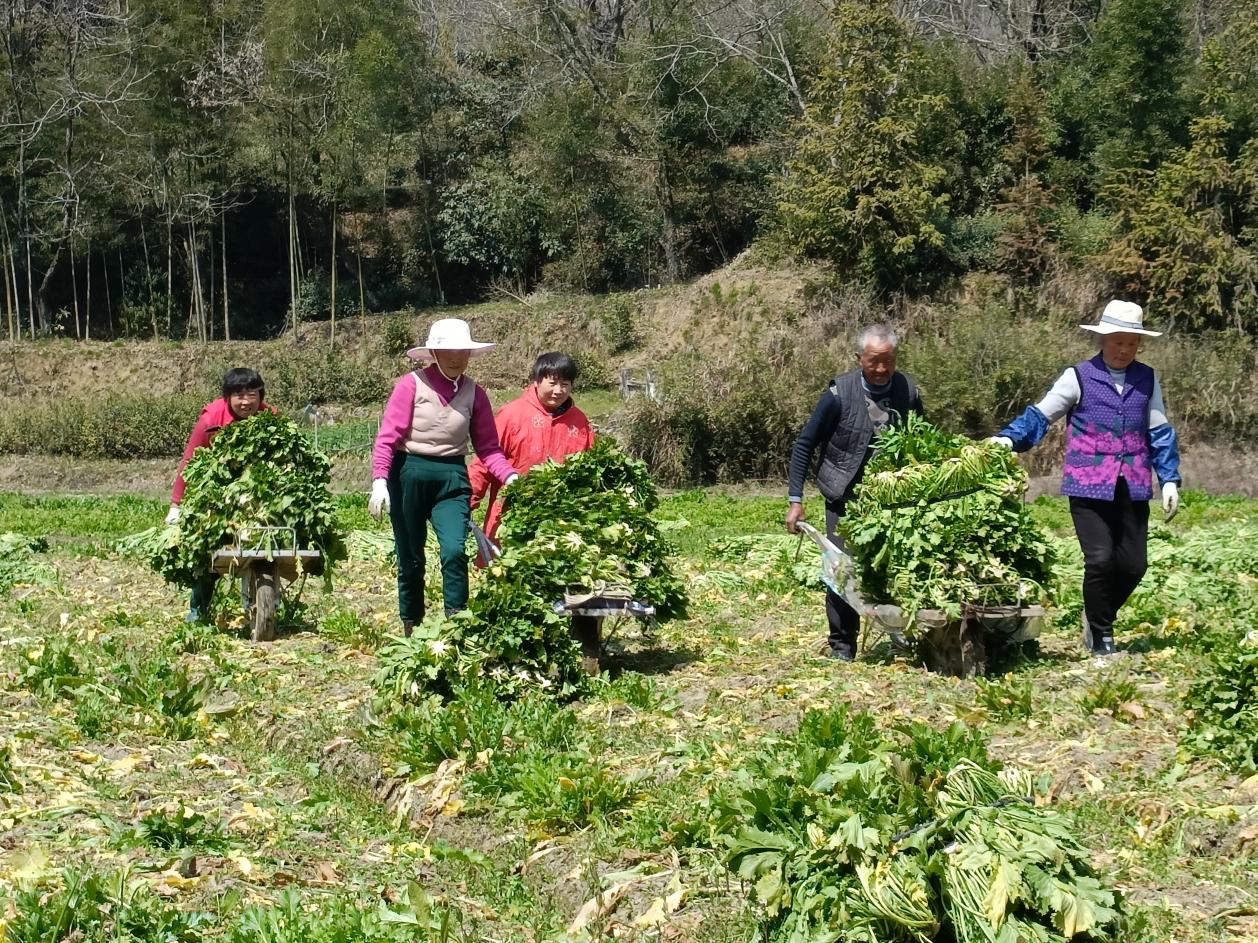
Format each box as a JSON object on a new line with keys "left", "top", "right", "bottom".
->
{"left": 825, "top": 499, "right": 860, "bottom": 650}
{"left": 1069, "top": 477, "right": 1149, "bottom": 638}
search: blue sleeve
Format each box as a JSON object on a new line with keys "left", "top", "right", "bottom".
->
{"left": 788, "top": 391, "right": 841, "bottom": 502}
{"left": 1149, "top": 423, "right": 1181, "bottom": 485}
{"left": 999, "top": 405, "right": 1050, "bottom": 453}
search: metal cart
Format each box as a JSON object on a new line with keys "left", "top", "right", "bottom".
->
{"left": 209, "top": 527, "right": 321, "bottom": 642}
{"left": 473, "top": 523, "right": 656, "bottom": 676}
{"left": 795, "top": 522, "right": 1045, "bottom": 677}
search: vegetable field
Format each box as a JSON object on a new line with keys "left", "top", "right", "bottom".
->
{"left": 1, "top": 487, "right": 1257, "bottom": 942}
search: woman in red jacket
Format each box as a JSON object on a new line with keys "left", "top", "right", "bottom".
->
{"left": 167, "top": 368, "right": 273, "bottom": 622}
{"left": 469, "top": 352, "right": 595, "bottom": 557}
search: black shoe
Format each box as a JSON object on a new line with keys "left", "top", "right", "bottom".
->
{"left": 1082, "top": 612, "right": 1117, "bottom": 656}
{"left": 825, "top": 643, "right": 855, "bottom": 662}
{"left": 1092, "top": 634, "right": 1117, "bottom": 656}
{"left": 401, "top": 620, "right": 414, "bottom": 638}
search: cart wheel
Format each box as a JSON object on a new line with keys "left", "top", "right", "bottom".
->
{"left": 922, "top": 617, "right": 987, "bottom": 678}
{"left": 571, "top": 614, "right": 601, "bottom": 676}
{"left": 251, "top": 567, "right": 277, "bottom": 643}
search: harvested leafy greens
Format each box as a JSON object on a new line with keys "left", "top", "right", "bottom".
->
{"left": 150, "top": 411, "right": 346, "bottom": 586}
{"left": 375, "top": 437, "right": 686, "bottom": 700}
{"left": 715, "top": 707, "right": 1131, "bottom": 943}
{"left": 837, "top": 414, "right": 1055, "bottom": 617}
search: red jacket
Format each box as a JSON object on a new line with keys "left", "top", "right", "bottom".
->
{"left": 171, "top": 398, "right": 275, "bottom": 503}
{"left": 469, "top": 385, "right": 595, "bottom": 543}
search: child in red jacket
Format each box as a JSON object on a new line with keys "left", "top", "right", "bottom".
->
{"left": 167, "top": 368, "right": 273, "bottom": 621}
{"left": 469, "top": 352, "right": 595, "bottom": 556}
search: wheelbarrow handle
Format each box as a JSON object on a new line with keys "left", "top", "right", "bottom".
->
{"left": 470, "top": 520, "right": 501, "bottom": 563}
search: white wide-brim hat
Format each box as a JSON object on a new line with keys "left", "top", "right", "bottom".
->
{"left": 1080, "top": 300, "right": 1162, "bottom": 337}
{"left": 406, "top": 317, "right": 496, "bottom": 360}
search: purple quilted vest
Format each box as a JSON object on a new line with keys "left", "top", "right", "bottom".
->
{"left": 1061, "top": 354, "right": 1154, "bottom": 501}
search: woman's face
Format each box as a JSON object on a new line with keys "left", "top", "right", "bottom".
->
{"left": 535, "top": 375, "right": 573, "bottom": 411}
{"left": 1100, "top": 333, "right": 1141, "bottom": 370}
{"left": 434, "top": 349, "right": 471, "bottom": 377}
{"left": 228, "top": 389, "right": 262, "bottom": 419}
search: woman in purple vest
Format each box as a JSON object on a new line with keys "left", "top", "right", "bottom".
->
{"left": 990, "top": 301, "right": 1182, "bottom": 656}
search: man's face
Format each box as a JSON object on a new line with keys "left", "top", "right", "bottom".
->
{"left": 857, "top": 340, "right": 897, "bottom": 387}
{"left": 228, "top": 389, "right": 261, "bottom": 419}
{"left": 535, "top": 375, "right": 573, "bottom": 411}
{"left": 1100, "top": 332, "right": 1141, "bottom": 370}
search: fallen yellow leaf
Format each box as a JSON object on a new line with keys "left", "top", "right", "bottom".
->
{"left": 5, "top": 846, "right": 52, "bottom": 886}
{"left": 633, "top": 897, "right": 668, "bottom": 927}
{"left": 228, "top": 853, "right": 254, "bottom": 876}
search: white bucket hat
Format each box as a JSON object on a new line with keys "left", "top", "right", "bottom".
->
{"left": 1080, "top": 300, "right": 1162, "bottom": 337}
{"left": 406, "top": 318, "right": 496, "bottom": 360}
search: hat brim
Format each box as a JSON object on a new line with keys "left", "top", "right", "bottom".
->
{"left": 1081, "top": 324, "right": 1161, "bottom": 337}
{"left": 406, "top": 342, "right": 496, "bottom": 360}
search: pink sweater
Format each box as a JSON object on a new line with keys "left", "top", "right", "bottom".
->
{"left": 172, "top": 398, "right": 276, "bottom": 503}
{"left": 372, "top": 365, "right": 515, "bottom": 483}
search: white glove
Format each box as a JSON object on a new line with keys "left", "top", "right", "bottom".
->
{"left": 368, "top": 478, "right": 390, "bottom": 520}
{"left": 986, "top": 436, "right": 1013, "bottom": 449}
{"left": 165, "top": 504, "right": 181, "bottom": 525}
{"left": 1162, "top": 482, "right": 1180, "bottom": 521}
{"left": 503, "top": 473, "right": 519, "bottom": 488}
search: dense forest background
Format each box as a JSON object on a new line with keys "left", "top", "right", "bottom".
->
{"left": 1, "top": 0, "right": 1256, "bottom": 343}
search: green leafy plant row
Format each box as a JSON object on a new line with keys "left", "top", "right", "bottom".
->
{"left": 1, "top": 869, "right": 465, "bottom": 942}
{"left": 1183, "top": 627, "right": 1258, "bottom": 773}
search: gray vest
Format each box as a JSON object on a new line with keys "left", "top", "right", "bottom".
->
{"left": 815, "top": 370, "right": 919, "bottom": 502}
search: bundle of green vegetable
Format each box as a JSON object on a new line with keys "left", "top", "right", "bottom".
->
{"left": 0, "top": 532, "right": 56, "bottom": 596}
{"left": 150, "top": 411, "right": 346, "bottom": 586}
{"left": 375, "top": 437, "right": 686, "bottom": 700}
{"left": 716, "top": 708, "right": 1130, "bottom": 942}
{"left": 837, "top": 415, "right": 1054, "bottom": 617}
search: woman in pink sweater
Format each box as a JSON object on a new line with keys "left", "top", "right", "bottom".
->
{"left": 369, "top": 318, "right": 516, "bottom": 633}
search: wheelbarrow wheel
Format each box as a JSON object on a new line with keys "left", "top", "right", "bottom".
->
{"left": 251, "top": 567, "right": 278, "bottom": 642}
{"left": 570, "top": 614, "right": 601, "bottom": 676}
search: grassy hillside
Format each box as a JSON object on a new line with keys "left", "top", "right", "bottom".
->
{"left": 2, "top": 257, "right": 1256, "bottom": 494}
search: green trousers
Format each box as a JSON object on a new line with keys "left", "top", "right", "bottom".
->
{"left": 387, "top": 453, "right": 472, "bottom": 622}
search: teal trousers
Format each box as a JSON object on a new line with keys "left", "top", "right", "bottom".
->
{"left": 387, "top": 453, "right": 472, "bottom": 621}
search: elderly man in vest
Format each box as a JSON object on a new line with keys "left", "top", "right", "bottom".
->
{"left": 786, "top": 324, "right": 925, "bottom": 661}
{"left": 990, "top": 300, "right": 1182, "bottom": 656}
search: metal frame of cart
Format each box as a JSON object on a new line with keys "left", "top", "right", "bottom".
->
{"left": 796, "top": 522, "right": 1045, "bottom": 676}
{"left": 209, "top": 526, "right": 322, "bottom": 642}
{"left": 474, "top": 522, "right": 656, "bottom": 675}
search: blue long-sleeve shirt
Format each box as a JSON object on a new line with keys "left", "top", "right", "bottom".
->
{"left": 1000, "top": 366, "right": 1181, "bottom": 485}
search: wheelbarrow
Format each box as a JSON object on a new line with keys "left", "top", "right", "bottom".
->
{"left": 209, "top": 526, "right": 322, "bottom": 642}
{"left": 794, "top": 521, "right": 1045, "bottom": 677}
{"left": 473, "top": 522, "right": 656, "bottom": 676}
